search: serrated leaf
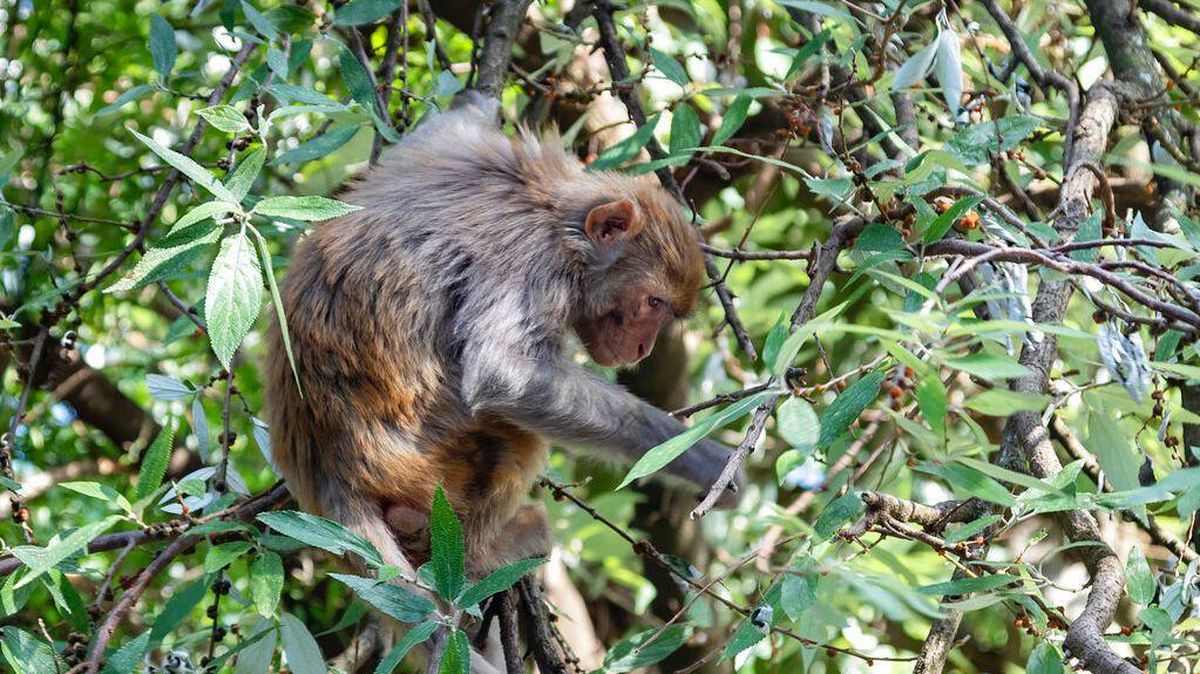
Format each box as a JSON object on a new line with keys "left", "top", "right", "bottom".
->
{"left": 430, "top": 486, "right": 465, "bottom": 601}
{"left": 279, "top": 613, "right": 323, "bottom": 674}
{"left": 251, "top": 227, "right": 302, "bottom": 395}
{"left": 60, "top": 481, "right": 136, "bottom": 518}
{"left": 374, "top": 621, "right": 437, "bottom": 674}
{"left": 205, "top": 232, "right": 263, "bottom": 367}
{"left": 99, "top": 631, "right": 149, "bottom": 674}
{"left": 224, "top": 147, "right": 264, "bottom": 202}
{"left": 272, "top": 125, "right": 360, "bottom": 166}
{"left": 918, "top": 573, "right": 1021, "bottom": 596}
{"left": 780, "top": 570, "right": 817, "bottom": 622}
{"left": 251, "top": 551, "right": 284, "bottom": 617}
{"left": 12, "top": 516, "right": 121, "bottom": 588}
{"left": 1027, "top": 642, "right": 1065, "bottom": 674}
{"left": 649, "top": 48, "right": 688, "bottom": 87}
{"left": 166, "top": 201, "right": 236, "bottom": 238}
{"left": 197, "top": 105, "right": 251, "bottom": 134}
{"left": 106, "top": 220, "right": 221, "bottom": 293}
{"left": 241, "top": 0, "right": 278, "bottom": 40}
{"left": 96, "top": 85, "right": 153, "bottom": 118}
{"left": 148, "top": 14, "right": 177, "bottom": 79}
{"left": 135, "top": 418, "right": 177, "bottom": 500}
{"left": 340, "top": 47, "right": 378, "bottom": 114}
{"left": 251, "top": 196, "right": 362, "bottom": 221}
{"left": 205, "top": 541, "right": 253, "bottom": 573}
{"left": 619, "top": 392, "right": 770, "bottom": 489}
{"left": 257, "top": 511, "right": 384, "bottom": 567}
{"left": 439, "top": 629, "right": 469, "bottom": 674}
{"left": 945, "top": 115, "right": 1041, "bottom": 166}
{"left": 603, "top": 624, "right": 690, "bottom": 673}
{"left": 813, "top": 491, "right": 864, "bottom": 540}
{"left": 146, "top": 373, "right": 192, "bottom": 400}
{"left": 330, "top": 574, "right": 435, "bottom": 623}
{"left": 668, "top": 104, "right": 702, "bottom": 156}
{"left": 129, "top": 129, "right": 239, "bottom": 203}
{"left": 1126, "top": 546, "right": 1154, "bottom": 605}
{"left": 335, "top": 0, "right": 401, "bottom": 25}
{"left": 711, "top": 95, "right": 751, "bottom": 146}
{"left": 817, "top": 371, "right": 884, "bottom": 450}
{"left": 0, "top": 627, "right": 59, "bottom": 674}
{"left": 456, "top": 557, "right": 545, "bottom": 608}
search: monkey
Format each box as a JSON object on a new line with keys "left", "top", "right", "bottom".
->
{"left": 263, "top": 91, "right": 741, "bottom": 584}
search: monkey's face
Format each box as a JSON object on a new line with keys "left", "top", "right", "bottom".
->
{"left": 576, "top": 286, "right": 676, "bottom": 366}
{"left": 574, "top": 194, "right": 704, "bottom": 367}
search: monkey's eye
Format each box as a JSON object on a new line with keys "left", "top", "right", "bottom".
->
{"left": 648, "top": 296, "right": 665, "bottom": 309}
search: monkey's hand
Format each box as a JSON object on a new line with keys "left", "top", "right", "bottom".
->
{"left": 670, "top": 437, "right": 745, "bottom": 510}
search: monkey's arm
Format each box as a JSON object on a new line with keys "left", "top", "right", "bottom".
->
{"left": 464, "top": 352, "right": 739, "bottom": 502}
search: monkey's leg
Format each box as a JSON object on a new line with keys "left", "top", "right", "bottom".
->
{"left": 470, "top": 503, "right": 551, "bottom": 577}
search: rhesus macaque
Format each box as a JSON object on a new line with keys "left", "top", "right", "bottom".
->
{"left": 264, "top": 92, "right": 740, "bottom": 581}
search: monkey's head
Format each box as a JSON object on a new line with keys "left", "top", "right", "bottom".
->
{"left": 572, "top": 189, "right": 705, "bottom": 367}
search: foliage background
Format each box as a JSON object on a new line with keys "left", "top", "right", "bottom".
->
{"left": 1, "top": 0, "right": 1200, "bottom": 673}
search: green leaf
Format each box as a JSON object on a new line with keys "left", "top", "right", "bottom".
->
{"left": 456, "top": 557, "right": 545, "bottom": 608}
{"left": 251, "top": 551, "right": 284, "bottom": 617}
{"left": 944, "top": 352, "right": 1032, "bottom": 381}
{"left": 251, "top": 227, "right": 302, "bottom": 395}
{"left": 100, "top": 631, "right": 150, "bottom": 674}
{"left": 135, "top": 418, "right": 177, "bottom": 500}
{"left": 711, "top": 95, "right": 751, "bottom": 146}
{"left": 918, "top": 573, "right": 1021, "bottom": 596}
{"left": 106, "top": 220, "right": 221, "bottom": 293}
{"left": 272, "top": 125, "right": 360, "bottom": 166}
{"left": 198, "top": 105, "right": 251, "bottom": 134}
{"left": 923, "top": 195, "right": 982, "bottom": 243}
{"left": 722, "top": 583, "right": 781, "bottom": 659}
{"left": 435, "top": 70, "right": 464, "bottom": 97}
{"left": 279, "top": 613, "right": 324, "bottom": 674}
{"left": 776, "top": 396, "right": 819, "bottom": 455}
{"left": 234, "top": 621, "right": 277, "bottom": 674}
{"left": 964, "top": 389, "right": 1050, "bottom": 416}
{"left": 335, "top": 0, "right": 401, "bottom": 25}
{"left": 618, "top": 392, "right": 770, "bottom": 489}
{"left": 375, "top": 621, "right": 437, "bottom": 674}
{"left": 0, "top": 627, "right": 59, "bottom": 674}
{"left": 588, "top": 114, "right": 661, "bottom": 171}
{"left": 430, "top": 485, "right": 465, "bottom": 601}
{"left": 439, "top": 629, "right": 469, "bottom": 674}
{"left": 1125, "top": 546, "right": 1154, "bottom": 605}
{"left": 206, "top": 232, "right": 263, "bottom": 367}
{"left": 205, "top": 541, "right": 253, "bottom": 573}
{"left": 151, "top": 575, "right": 212, "bottom": 643}
{"left": 915, "top": 375, "right": 947, "bottom": 437}
{"left": 956, "top": 457, "right": 1059, "bottom": 494}
{"left": 928, "top": 463, "right": 1016, "bottom": 506}
{"left": 761, "top": 315, "right": 788, "bottom": 371}
{"left": 166, "top": 201, "right": 236, "bottom": 237}
{"left": 668, "top": 104, "right": 702, "bottom": 156}
{"left": 225, "top": 146, "right": 265, "bottom": 202}
{"left": 129, "top": 128, "right": 240, "bottom": 203}
{"left": 60, "top": 481, "right": 136, "bottom": 518}
{"left": 779, "top": 569, "right": 817, "bottom": 622}
{"left": 12, "top": 516, "right": 121, "bottom": 588}
{"left": 817, "top": 371, "right": 884, "bottom": 450}
{"left": 330, "top": 574, "right": 435, "bottom": 623}
{"left": 241, "top": 0, "right": 278, "bottom": 40}
{"left": 1027, "top": 642, "right": 1065, "bottom": 674}
{"left": 649, "top": 48, "right": 689, "bottom": 87}
{"left": 257, "top": 511, "right": 384, "bottom": 567}
{"left": 96, "top": 85, "right": 153, "bottom": 117}
{"left": 945, "top": 115, "right": 1040, "bottom": 166}
{"left": 942, "top": 515, "right": 1002, "bottom": 545}
{"left": 148, "top": 14, "right": 177, "bottom": 79}
{"left": 786, "top": 28, "right": 829, "bottom": 78}
{"left": 251, "top": 196, "right": 362, "bottom": 221}
{"left": 1087, "top": 414, "right": 1141, "bottom": 492}
{"left": 813, "top": 491, "right": 864, "bottom": 540}
{"left": 340, "top": 47, "right": 379, "bottom": 115}
{"left": 604, "top": 626, "right": 691, "bottom": 673}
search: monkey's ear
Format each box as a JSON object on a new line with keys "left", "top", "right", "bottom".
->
{"left": 584, "top": 199, "right": 644, "bottom": 245}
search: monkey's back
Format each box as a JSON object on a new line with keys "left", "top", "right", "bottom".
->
{"left": 264, "top": 113, "right": 561, "bottom": 561}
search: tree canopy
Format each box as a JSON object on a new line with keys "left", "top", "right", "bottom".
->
{"left": 2, "top": 1, "right": 1200, "bottom": 673}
